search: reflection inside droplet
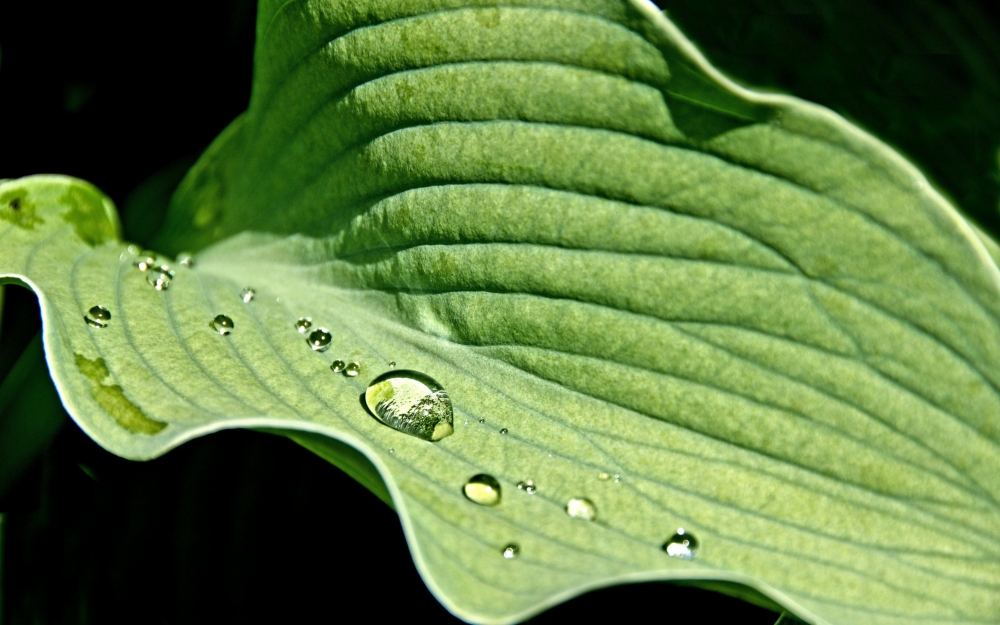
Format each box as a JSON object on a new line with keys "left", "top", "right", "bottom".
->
{"left": 565, "top": 497, "right": 597, "bottom": 521}
{"left": 364, "top": 370, "right": 454, "bottom": 441}
{"left": 463, "top": 474, "right": 501, "bottom": 506}
{"left": 211, "top": 314, "right": 234, "bottom": 335}
{"left": 663, "top": 528, "right": 698, "bottom": 560}
{"left": 307, "top": 329, "right": 332, "bottom": 351}
{"left": 84, "top": 305, "right": 111, "bottom": 328}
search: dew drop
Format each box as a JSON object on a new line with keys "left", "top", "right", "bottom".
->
{"left": 388, "top": 361, "right": 396, "bottom": 368}
{"left": 211, "top": 314, "right": 234, "bottom": 335}
{"left": 330, "top": 360, "right": 346, "bottom": 373}
{"left": 388, "top": 448, "right": 394, "bottom": 454}
{"left": 463, "top": 474, "right": 501, "bottom": 506}
{"left": 502, "top": 544, "right": 519, "bottom": 559}
{"left": 613, "top": 474, "right": 621, "bottom": 483}
{"left": 127, "top": 244, "right": 141, "bottom": 256}
{"left": 84, "top": 305, "right": 111, "bottom": 328}
{"left": 499, "top": 428, "right": 508, "bottom": 435}
{"left": 344, "top": 361, "right": 361, "bottom": 377}
{"left": 565, "top": 497, "right": 597, "bottom": 521}
{"left": 463, "top": 419, "right": 469, "bottom": 426}
{"left": 478, "top": 418, "right": 485, "bottom": 424}
{"left": 179, "top": 255, "right": 195, "bottom": 268}
{"left": 134, "top": 256, "right": 156, "bottom": 271}
{"left": 240, "top": 287, "right": 255, "bottom": 303}
{"left": 295, "top": 317, "right": 312, "bottom": 333}
{"left": 598, "top": 472, "right": 611, "bottom": 481}
{"left": 516, "top": 480, "right": 536, "bottom": 494}
{"left": 364, "top": 370, "right": 454, "bottom": 441}
{"left": 663, "top": 528, "right": 699, "bottom": 560}
{"left": 307, "top": 329, "right": 332, "bottom": 351}
{"left": 146, "top": 265, "right": 174, "bottom": 290}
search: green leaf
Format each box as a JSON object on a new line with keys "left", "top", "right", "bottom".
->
{"left": 1, "top": 1, "right": 999, "bottom": 623}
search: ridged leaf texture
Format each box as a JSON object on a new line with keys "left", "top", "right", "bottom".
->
{"left": 1, "top": 1, "right": 998, "bottom": 623}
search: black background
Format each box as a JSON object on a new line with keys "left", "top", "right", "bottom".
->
{"left": 1, "top": 1, "right": 998, "bottom": 623}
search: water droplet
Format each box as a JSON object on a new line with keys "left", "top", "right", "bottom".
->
{"left": 478, "top": 418, "right": 485, "bottom": 424}
{"left": 344, "top": 361, "right": 361, "bottom": 377}
{"left": 565, "top": 497, "right": 597, "bottom": 521}
{"left": 127, "top": 244, "right": 141, "bottom": 256}
{"left": 516, "top": 480, "right": 536, "bottom": 494}
{"left": 295, "top": 317, "right": 312, "bottom": 333}
{"left": 146, "top": 265, "right": 174, "bottom": 290}
{"left": 84, "top": 305, "right": 111, "bottom": 328}
{"left": 463, "top": 419, "right": 469, "bottom": 425}
{"left": 598, "top": 472, "right": 611, "bottom": 481}
{"left": 211, "top": 314, "right": 234, "bottom": 335}
{"left": 388, "top": 361, "right": 396, "bottom": 368}
{"left": 179, "top": 255, "right": 195, "bottom": 268}
{"left": 307, "top": 329, "right": 332, "bottom": 351}
{"left": 613, "top": 474, "right": 621, "bottom": 483}
{"left": 502, "top": 544, "right": 519, "bottom": 559}
{"left": 388, "top": 448, "right": 394, "bottom": 454}
{"left": 364, "top": 370, "right": 454, "bottom": 441}
{"left": 330, "top": 360, "right": 346, "bottom": 373}
{"left": 463, "top": 474, "right": 501, "bottom": 506}
{"left": 240, "top": 287, "right": 255, "bottom": 303}
{"left": 134, "top": 256, "right": 157, "bottom": 271}
{"left": 663, "top": 528, "right": 699, "bottom": 560}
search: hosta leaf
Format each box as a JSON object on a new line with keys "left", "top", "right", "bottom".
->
{"left": 2, "top": 1, "right": 999, "bottom": 623}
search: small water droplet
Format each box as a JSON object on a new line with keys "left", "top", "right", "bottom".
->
{"left": 663, "top": 528, "right": 698, "bottom": 560}
{"left": 463, "top": 474, "right": 501, "bottom": 506}
{"left": 502, "top": 544, "right": 519, "bottom": 559}
{"left": 211, "top": 314, "right": 234, "bottom": 335}
{"left": 307, "top": 329, "right": 332, "bottom": 351}
{"left": 127, "top": 244, "right": 141, "bottom": 256}
{"left": 134, "top": 255, "right": 157, "bottom": 271}
{"left": 240, "top": 287, "right": 255, "bottom": 303}
{"left": 598, "top": 472, "right": 611, "bottom": 481}
{"left": 179, "top": 255, "right": 195, "bottom": 268}
{"left": 516, "top": 480, "right": 536, "bottom": 494}
{"left": 463, "top": 419, "right": 469, "bottom": 425}
{"left": 344, "top": 361, "right": 361, "bottom": 377}
{"left": 388, "top": 361, "right": 396, "bottom": 368}
{"left": 84, "top": 305, "right": 111, "bottom": 328}
{"left": 330, "top": 360, "right": 346, "bottom": 373}
{"left": 613, "top": 474, "right": 621, "bottom": 483}
{"left": 388, "top": 448, "right": 394, "bottom": 454}
{"left": 295, "top": 317, "right": 312, "bottom": 333}
{"left": 364, "top": 370, "right": 454, "bottom": 441}
{"left": 565, "top": 497, "right": 597, "bottom": 521}
{"left": 146, "top": 265, "right": 174, "bottom": 290}
{"left": 478, "top": 418, "right": 485, "bottom": 424}
{"left": 499, "top": 428, "right": 508, "bottom": 435}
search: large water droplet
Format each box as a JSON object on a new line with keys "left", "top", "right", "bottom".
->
{"left": 502, "top": 544, "right": 519, "bottom": 559}
{"left": 295, "top": 317, "right": 312, "bottom": 333}
{"left": 330, "top": 360, "right": 346, "bottom": 373}
{"left": 364, "top": 370, "right": 454, "bottom": 441}
{"left": 516, "top": 480, "right": 536, "bottom": 494}
{"left": 211, "top": 314, "right": 234, "bottom": 335}
{"left": 565, "top": 497, "right": 597, "bottom": 521}
{"left": 240, "top": 287, "right": 255, "bottom": 303}
{"left": 344, "top": 361, "right": 361, "bottom": 377}
{"left": 663, "top": 528, "right": 698, "bottom": 560}
{"left": 146, "top": 265, "right": 174, "bottom": 290}
{"left": 84, "top": 305, "right": 111, "bottom": 328}
{"left": 463, "top": 474, "right": 501, "bottom": 506}
{"left": 307, "top": 329, "right": 332, "bottom": 351}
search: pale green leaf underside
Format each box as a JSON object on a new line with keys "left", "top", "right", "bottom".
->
{"left": 2, "top": 1, "right": 1000, "bottom": 623}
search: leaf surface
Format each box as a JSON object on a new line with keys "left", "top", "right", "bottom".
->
{"left": 2, "top": 1, "right": 999, "bottom": 623}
